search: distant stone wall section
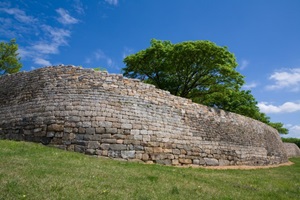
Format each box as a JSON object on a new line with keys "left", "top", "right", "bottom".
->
{"left": 0, "top": 66, "right": 288, "bottom": 166}
{"left": 283, "top": 143, "right": 300, "bottom": 157}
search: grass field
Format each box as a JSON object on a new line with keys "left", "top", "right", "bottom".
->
{"left": 0, "top": 140, "right": 299, "bottom": 200}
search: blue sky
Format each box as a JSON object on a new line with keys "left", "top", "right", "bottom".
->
{"left": 1, "top": 0, "right": 300, "bottom": 138}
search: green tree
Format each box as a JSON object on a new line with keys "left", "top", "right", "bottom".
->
{"left": 282, "top": 137, "right": 300, "bottom": 148}
{"left": 123, "top": 39, "right": 288, "bottom": 134}
{"left": 124, "top": 39, "right": 244, "bottom": 100}
{"left": 0, "top": 39, "right": 22, "bottom": 75}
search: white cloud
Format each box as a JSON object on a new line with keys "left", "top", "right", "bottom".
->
{"left": 239, "top": 59, "right": 249, "bottom": 70}
{"left": 34, "top": 58, "right": 51, "bottom": 66}
{"left": 56, "top": 8, "right": 79, "bottom": 25}
{"left": 0, "top": 3, "right": 78, "bottom": 69}
{"left": 32, "top": 43, "right": 59, "bottom": 54}
{"left": 85, "top": 49, "right": 118, "bottom": 69}
{"left": 266, "top": 68, "right": 300, "bottom": 91}
{"left": 105, "top": 0, "right": 118, "bottom": 6}
{"left": 242, "top": 82, "right": 258, "bottom": 90}
{"left": 73, "top": 0, "right": 85, "bottom": 14}
{"left": 32, "top": 26, "right": 71, "bottom": 55}
{"left": 0, "top": 7, "right": 36, "bottom": 23}
{"left": 107, "top": 58, "right": 113, "bottom": 67}
{"left": 283, "top": 124, "right": 300, "bottom": 138}
{"left": 258, "top": 101, "right": 300, "bottom": 114}
{"left": 94, "top": 50, "right": 105, "bottom": 60}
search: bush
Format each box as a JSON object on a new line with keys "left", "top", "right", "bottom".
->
{"left": 282, "top": 137, "right": 300, "bottom": 148}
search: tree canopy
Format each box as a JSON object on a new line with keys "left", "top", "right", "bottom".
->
{"left": 0, "top": 39, "right": 22, "bottom": 75}
{"left": 123, "top": 39, "right": 288, "bottom": 134}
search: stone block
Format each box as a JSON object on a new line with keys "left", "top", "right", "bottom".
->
{"left": 153, "top": 147, "right": 163, "bottom": 153}
{"left": 110, "top": 144, "right": 127, "bottom": 151}
{"left": 106, "top": 128, "right": 118, "bottom": 134}
{"left": 82, "top": 121, "right": 91, "bottom": 128}
{"left": 100, "top": 143, "right": 110, "bottom": 150}
{"left": 219, "top": 159, "right": 230, "bottom": 166}
{"left": 156, "top": 159, "right": 172, "bottom": 165}
{"left": 121, "top": 124, "right": 132, "bottom": 129}
{"left": 172, "top": 159, "right": 179, "bottom": 165}
{"left": 172, "top": 149, "right": 181, "bottom": 155}
{"left": 78, "top": 127, "right": 85, "bottom": 134}
{"left": 95, "top": 127, "right": 105, "bottom": 134}
{"left": 48, "top": 124, "right": 64, "bottom": 132}
{"left": 87, "top": 141, "right": 100, "bottom": 149}
{"left": 142, "top": 153, "right": 149, "bottom": 161}
{"left": 85, "top": 149, "right": 96, "bottom": 155}
{"left": 86, "top": 128, "right": 95, "bottom": 134}
{"left": 47, "top": 132, "right": 55, "bottom": 137}
{"left": 150, "top": 153, "right": 166, "bottom": 160}
{"left": 121, "top": 150, "right": 135, "bottom": 159}
{"left": 179, "top": 158, "right": 192, "bottom": 164}
{"left": 204, "top": 158, "right": 219, "bottom": 166}
{"left": 102, "top": 139, "right": 117, "bottom": 144}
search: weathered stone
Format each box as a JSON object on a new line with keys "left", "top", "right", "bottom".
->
{"left": 97, "top": 143, "right": 108, "bottom": 150}
{"left": 121, "top": 124, "right": 132, "bottom": 129}
{"left": 87, "top": 141, "right": 100, "bottom": 149}
{"left": 153, "top": 147, "right": 163, "bottom": 153}
{"left": 110, "top": 144, "right": 127, "bottom": 151}
{"left": 0, "top": 66, "right": 288, "bottom": 168}
{"left": 156, "top": 159, "right": 172, "bottom": 165}
{"left": 121, "top": 150, "right": 135, "bottom": 159}
{"left": 142, "top": 153, "right": 149, "bottom": 161}
{"left": 86, "top": 128, "right": 95, "bottom": 135}
{"left": 94, "top": 128, "right": 104, "bottom": 134}
{"left": 219, "top": 159, "right": 230, "bottom": 166}
{"left": 204, "top": 158, "right": 219, "bottom": 166}
{"left": 106, "top": 128, "right": 118, "bottom": 134}
{"left": 172, "top": 159, "right": 179, "bottom": 165}
{"left": 179, "top": 158, "right": 192, "bottom": 164}
{"left": 48, "top": 124, "right": 64, "bottom": 132}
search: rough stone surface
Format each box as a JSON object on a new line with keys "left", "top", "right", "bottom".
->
{"left": 283, "top": 143, "right": 300, "bottom": 157}
{"left": 0, "top": 66, "right": 288, "bottom": 166}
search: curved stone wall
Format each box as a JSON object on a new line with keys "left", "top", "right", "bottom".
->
{"left": 283, "top": 143, "right": 300, "bottom": 157}
{"left": 0, "top": 66, "right": 288, "bottom": 166}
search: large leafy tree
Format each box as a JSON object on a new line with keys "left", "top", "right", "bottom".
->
{"left": 0, "top": 39, "right": 22, "bottom": 75}
{"left": 123, "top": 39, "right": 288, "bottom": 134}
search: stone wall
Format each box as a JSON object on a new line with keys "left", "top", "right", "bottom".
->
{"left": 0, "top": 66, "right": 288, "bottom": 166}
{"left": 283, "top": 143, "right": 300, "bottom": 157}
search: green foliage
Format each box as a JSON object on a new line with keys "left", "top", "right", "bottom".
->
{"left": 94, "top": 67, "right": 107, "bottom": 72}
{"left": 123, "top": 39, "right": 288, "bottom": 134}
{"left": 282, "top": 137, "right": 300, "bottom": 148}
{"left": 124, "top": 39, "right": 244, "bottom": 99}
{"left": 0, "top": 39, "right": 22, "bottom": 75}
{"left": 1, "top": 140, "right": 300, "bottom": 200}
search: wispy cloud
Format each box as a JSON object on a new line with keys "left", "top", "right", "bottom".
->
{"left": 105, "top": 0, "right": 118, "bottom": 6}
{"left": 258, "top": 101, "right": 300, "bottom": 114}
{"left": 266, "top": 68, "right": 300, "bottom": 91}
{"left": 284, "top": 124, "right": 300, "bottom": 138}
{"left": 0, "top": 7, "right": 36, "bottom": 23}
{"left": 242, "top": 82, "right": 258, "bottom": 90}
{"left": 0, "top": 3, "right": 79, "bottom": 68}
{"left": 34, "top": 58, "right": 51, "bottom": 66}
{"left": 239, "top": 59, "right": 249, "bottom": 70}
{"left": 85, "top": 49, "right": 118, "bottom": 69}
{"left": 73, "top": 0, "right": 85, "bottom": 14}
{"left": 33, "top": 25, "right": 71, "bottom": 53}
{"left": 56, "top": 8, "right": 79, "bottom": 25}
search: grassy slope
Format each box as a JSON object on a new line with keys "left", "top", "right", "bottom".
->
{"left": 0, "top": 140, "right": 299, "bottom": 200}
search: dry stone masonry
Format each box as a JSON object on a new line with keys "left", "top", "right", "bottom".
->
{"left": 0, "top": 66, "right": 288, "bottom": 166}
{"left": 283, "top": 143, "right": 300, "bottom": 157}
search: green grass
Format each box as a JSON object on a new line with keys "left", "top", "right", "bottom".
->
{"left": 0, "top": 140, "right": 299, "bottom": 200}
